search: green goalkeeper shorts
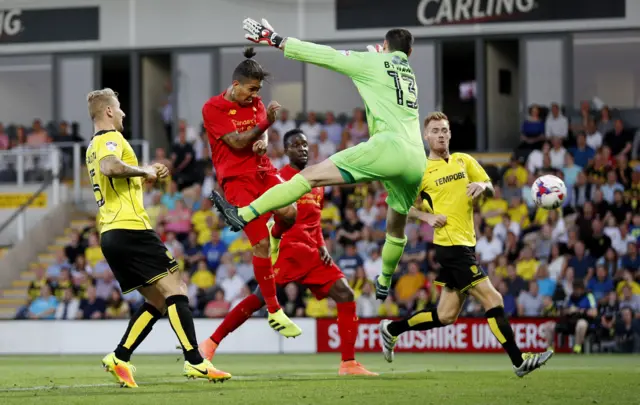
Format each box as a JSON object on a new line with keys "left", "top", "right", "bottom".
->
{"left": 329, "top": 132, "right": 426, "bottom": 215}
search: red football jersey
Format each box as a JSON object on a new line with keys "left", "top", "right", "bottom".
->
{"left": 202, "top": 91, "right": 275, "bottom": 180}
{"left": 278, "top": 165, "right": 325, "bottom": 249}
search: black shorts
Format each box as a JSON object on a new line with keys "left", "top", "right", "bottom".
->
{"left": 434, "top": 245, "right": 488, "bottom": 293}
{"left": 101, "top": 229, "right": 179, "bottom": 294}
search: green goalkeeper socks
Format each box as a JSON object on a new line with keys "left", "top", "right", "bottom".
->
{"left": 238, "top": 174, "right": 312, "bottom": 222}
{"left": 378, "top": 234, "right": 407, "bottom": 287}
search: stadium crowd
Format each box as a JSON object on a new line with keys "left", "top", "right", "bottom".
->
{"left": 12, "top": 103, "right": 640, "bottom": 353}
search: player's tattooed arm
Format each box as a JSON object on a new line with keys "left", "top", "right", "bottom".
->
{"left": 482, "top": 181, "right": 495, "bottom": 197}
{"left": 99, "top": 156, "right": 155, "bottom": 179}
{"left": 220, "top": 126, "right": 266, "bottom": 150}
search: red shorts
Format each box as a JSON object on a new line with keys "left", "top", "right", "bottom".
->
{"left": 222, "top": 171, "right": 283, "bottom": 246}
{"left": 274, "top": 244, "right": 345, "bottom": 299}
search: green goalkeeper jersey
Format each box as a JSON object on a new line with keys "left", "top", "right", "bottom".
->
{"left": 285, "top": 38, "right": 422, "bottom": 146}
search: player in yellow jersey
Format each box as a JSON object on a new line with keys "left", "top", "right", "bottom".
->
{"left": 85, "top": 88, "right": 230, "bottom": 387}
{"left": 378, "top": 112, "right": 553, "bottom": 378}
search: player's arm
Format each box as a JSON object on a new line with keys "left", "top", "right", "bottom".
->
{"left": 463, "top": 154, "right": 494, "bottom": 198}
{"left": 408, "top": 206, "right": 447, "bottom": 228}
{"left": 203, "top": 102, "right": 273, "bottom": 150}
{"left": 243, "top": 18, "right": 370, "bottom": 80}
{"left": 97, "top": 134, "right": 154, "bottom": 179}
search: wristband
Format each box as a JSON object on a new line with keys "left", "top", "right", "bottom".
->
{"left": 257, "top": 119, "right": 272, "bottom": 132}
{"left": 272, "top": 34, "right": 284, "bottom": 49}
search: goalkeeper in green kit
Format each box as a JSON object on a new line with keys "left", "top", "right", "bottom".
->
{"left": 211, "top": 18, "right": 426, "bottom": 301}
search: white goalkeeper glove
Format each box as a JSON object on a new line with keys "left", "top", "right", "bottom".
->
{"left": 243, "top": 18, "right": 285, "bottom": 49}
{"left": 366, "top": 44, "right": 383, "bottom": 53}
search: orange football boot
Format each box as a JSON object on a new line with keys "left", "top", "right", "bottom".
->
{"left": 338, "top": 360, "right": 379, "bottom": 376}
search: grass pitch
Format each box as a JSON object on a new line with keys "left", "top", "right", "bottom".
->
{"left": 0, "top": 353, "right": 638, "bottom": 404}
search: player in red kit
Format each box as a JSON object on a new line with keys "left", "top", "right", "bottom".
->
{"left": 199, "top": 129, "right": 377, "bottom": 376}
{"left": 202, "top": 48, "right": 301, "bottom": 337}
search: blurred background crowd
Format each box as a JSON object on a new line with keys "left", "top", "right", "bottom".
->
{"left": 11, "top": 102, "right": 640, "bottom": 353}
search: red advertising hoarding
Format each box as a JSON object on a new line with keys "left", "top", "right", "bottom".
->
{"left": 317, "top": 317, "right": 569, "bottom": 353}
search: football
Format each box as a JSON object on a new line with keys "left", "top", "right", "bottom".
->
{"left": 531, "top": 174, "right": 567, "bottom": 210}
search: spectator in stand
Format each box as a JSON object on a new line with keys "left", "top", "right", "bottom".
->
{"left": 94, "top": 266, "right": 118, "bottom": 298}
{"left": 621, "top": 242, "right": 640, "bottom": 272}
{"left": 27, "top": 284, "right": 57, "bottom": 320}
{"left": 616, "top": 155, "right": 632, "bottom": 189}
{"left": 336, "top": 243, "right": 364, "bottom": 279}
{"left": 84, "top": 233, "right": 104, "bottom": 268}
{"left": 600, "top": 171, "right": 624, "bottom": 205}
{"left": 481, "top": 185, "right": 507, "bottom": 227}
{"left": 235, "top": 251, "right": 256, "bottom": 284}
{"left": 615, "top": 307, "right": 639, "bottom": 352}
{"left": 521, "top": 173, "right": 537, "bottom": 211}
{"left": 536, "top": 265, "right": 556, "bottom": 297}
{"left": 164, "top": 199, "right": 192, "bottom": 242}
{"left": 569, "top": 132, "right": 595, "bottom": 169}
{"left": 503, "top": 155, "right": 529, "bottom": 187}
{"left": 378, "top": 295, "right": 400, "bottom": 317}
{"left": 271, "top": 109, "right": 297, "bottom": 139}
{"left": 344, "top": 108, "right": 368, "bottom": 146}
{"left": 534, "top": 225, "right": 554, "bottom": 260}
{"left": 356, "top": 281, "right": 378, "bottom": 318}
{"left": 517, "top": 281, "right": 544, "bottom": 317}
{"left": 401, "top": 226, "right": 427, "bottom": 268}
{"left": 585, "top": 119, "right": 603, "bottom": 151}
{"left": 299, "top": 111, "right": 323, "bottom": 145}
{"left": 0, "top": 123, "right": 9, "bottom": 150}
{"left": 571, "top": 101, "right": 593, "bottom": 134}
{"left": 323, "top": 111, "right": 344, "bottom": 146}
{"left": 363, "top": 246, "right": 383, "bottom": 282}
{"left": 545, "top": 103, "right": 568, "bottom": 139}
{"left": 161, "top": 181, "right": 183, "bottom": 210}
{"left": 27, "top": 119, "right": 50, "bottom": 146}
{"left": 55, "top": 287, "right": 80, "bottom": 320}
{"left": 604, "top": 119, "right": 633, "bottom": 159}
{"left": 597, "top": 106, "right": 614, "bottom": 134}
{"left": 315, "top": 129, "right": 336, "bottom": 163}
{"left": 219, "top": 264, "right": 245, "bottom": 303}
{"left": 356, "top": 226, "right": 378, "bottom": 258}
{"left": 78, "top": 285, "right": 105, "bottom": 319}
{"left": 516, "top": 246, "right": 539, "bottom": 281}
{"left": 547, "top": 244, "right": 565, "bottom": 280}
{"left": 183, "top": 231, "right": 204, "bottom": 272}
{"left": 507, "top": 196, "right": 530, "bottom": 229}
{"left": 105, "top": 288, "right": 130, "bottom": 319}
{"left": 526, "top": 141, "right": 550, "bottom": 174}
{"left": 357, "top": 194, "right": 379, "bottom": 228}
{"left": 64, "top": 230, "right": 85, "bottom": 264}
{"left": 502, "top": 174, "right": 521, "bottom": 202}
{"left": 336, "top": 207, "right": 363, "bottom": 246}
{"left": 47, "top": 249, "right": 71, "bottom": 280}
{"left": 497, "top": 280, "right": 516, "bottom": 317}
{"left": 227, "top": 232, "right": 251, "bottom": 254}
{"left": 53, "top": 268, "right": 74, "bottom": 300}
{"left": 164, "top": 232, "right": 183, "bottom": 258}
{"left": 476, "top": 226, "right": 502, "bottom": 266}
{"left": 546, "top": 279, "right": 597, "bottom": 353}
{"left": 191, "top": 260, "right": 216, "bottom": 290}
{"left": 504, "top": 231, "right": 522, "bottom": 263}
{"left": 70, "top": 254, "right": 92, "bottom": 282}
{"left": 566, "top": 241, "right": 595, "bottom": 280}
{"left": 587, "top": 219, "right": 612, "bottom": 260}
{"left": 586, "top": 151, "right": 608, "bottom": 186}
{"left": 549, "top": 136, "right": 566, "bottom": 170}
{"left": 571, "top": 172, "right": 593, "bottom": 208}
{"left": 562, "top": 153, "right": 582, "bottom": 189}
{"left": 494, "top": 213, "right": 521, "bottom": 244}
{"left": 171, "top": 126, "right": 197, "bottom": 189}
{"left": 519, "top": 104, "right": 545, "bottom": 150}
{"left": 204, "top": 289, "right": 230, "bottom": 318}
{"left": 280, "top": 283, "right": 305, "bottom": 317}
{"left": 607, "top": 221, "right": 634, "bottom": 257}
{"left": 587, "top": 264, "right": 615, "bottom": 303}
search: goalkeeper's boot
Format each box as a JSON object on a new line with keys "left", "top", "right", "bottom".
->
{"left": 209, "top": 190, "right": 247, "bottom": 232}
{"left": 374, "top": 276, "right": 390, "bottom": 301}
{"left": 198, "top": 338, "right": 219, "bottom": 362}
{"left": 268, "top": 308, "right": 302, "bottom": 338}
{"left": 379, "top": 319, "right": 398, "bottom": 363}
{"left": 513, "top": 350, "right": 554, "bottom": 377}
{"left": 101, "top": 352, "right": 138, "bottom": 388}
{"left": 267, "top": 221, "right": 281, "bottom": 265}
{"left": 339, "top": 360, "right": 379, "bottom": 376}
{"left": 184, "top": 359, "right": 231, "bottom": 383}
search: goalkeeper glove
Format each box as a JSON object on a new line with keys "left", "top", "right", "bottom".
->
{"left": 366, "top": 44, "right": 383, "bottom": 53}
{"left": 243, "top": 18, "right": 284, "bottom": 49}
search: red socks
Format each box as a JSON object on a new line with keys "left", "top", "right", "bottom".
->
{"left": 337, "top": 301, "right": 357, "bottom": 362}
{"left": 252, "top": 256, "right": 281, "bottom": 313}
{"left": 210, "top": 294, "right": 263, "bottom": 344}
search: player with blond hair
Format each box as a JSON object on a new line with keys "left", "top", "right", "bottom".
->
{"left": 85, "top": 88, "right": 230, "bottom": 387}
